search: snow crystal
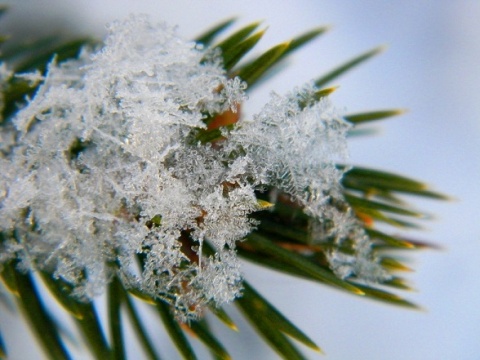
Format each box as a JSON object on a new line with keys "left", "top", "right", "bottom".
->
{"left": 229, "top": 84, "right": 350, "bottom": 207}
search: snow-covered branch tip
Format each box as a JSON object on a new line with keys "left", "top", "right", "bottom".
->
{"left": 0, "top": 15, "right": 388, "bottom": 320}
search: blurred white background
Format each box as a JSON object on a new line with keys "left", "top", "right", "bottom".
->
{"left": 1, "top": 1, "right": 479, "bottom": 359}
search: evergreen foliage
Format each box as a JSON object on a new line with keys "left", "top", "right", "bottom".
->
{"left": 0, "top": 11, "right": 444, "bottom": 360}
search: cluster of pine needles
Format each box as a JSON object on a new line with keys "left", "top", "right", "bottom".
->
{"left": 0, "top": 10, "right": 445, "bottom": 360}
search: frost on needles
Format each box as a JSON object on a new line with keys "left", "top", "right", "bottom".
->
{"left": 0, "top": 15, "right": 388, "bottom": 320}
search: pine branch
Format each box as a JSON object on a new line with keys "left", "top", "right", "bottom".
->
{"left": 0, "top": 11, "right": 445, "bottom": 360}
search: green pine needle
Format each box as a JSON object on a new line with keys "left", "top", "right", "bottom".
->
{"left": 189, "top": 320, "right": 231, "bottom": 360}
{"left": 216, "top": 21, "right": 262, "bottom": 54}
{"left": 208, "top": 306, "right": 239, "bottom": 332}
{"left": 241, "top": 282, "right": 323, "bottom": 353}
{"left": 11, "top": 267, "right": 71, "bottom": 360}
{"left": 223, "top": 29, "right": 266, "bottom": 70}
{"left": 156, "top": 301, "right": 197, "bottom": 360}
{"left": 245, "top": 233, "right": 365, "bottom": 296}
{"left": 236, "top": 41, "right": 290, "bottom": 86}
{"left": 236, "top": 289, "right": 309, "bottom": 360}
{"left": 315, "top": 46, "right": 385, "bottom": 88}
{"left": 345, "top": 109, "right": 406, "bottom": 125}
{"left": 109, "top": 278, "right": 126, "bottom": 360}
{"left": 195, "top": 17, "right": 237, "bottom": 46}
{"left": 124, "top": 294, "right": 162, "bottom": 360}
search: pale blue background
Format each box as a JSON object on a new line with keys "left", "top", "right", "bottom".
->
{"left": 1, "top": 1, "right": 479, "bottom": 359}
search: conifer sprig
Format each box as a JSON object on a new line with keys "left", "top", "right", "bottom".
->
{"left": 0, "top": 13, "right": 443, "bottom": 360}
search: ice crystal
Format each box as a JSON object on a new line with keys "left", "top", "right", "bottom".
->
{"left": 227, "top": 85, "right": 389, "bottom": 282}
{"left": 229, "top": 85, "right": 349, "bottom": 208}
{"left": 0, "top": 15, "right": 387, "bottom": 319}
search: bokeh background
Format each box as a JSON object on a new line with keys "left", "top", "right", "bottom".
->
{"left": 1, "top": 1, "right": 479, "bottom": 359}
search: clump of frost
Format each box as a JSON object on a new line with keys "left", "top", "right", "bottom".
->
{"left": 227, "top": 85, "right": 390, "bottom": 282}
{"left": 0, "top": 15, "right": 388, "bottom": 320}
{"left": 0, "top": 15, "right": 249, "bottom": 319}
{"left": 228, "top": 85, "right": 348, "bottom": 207}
